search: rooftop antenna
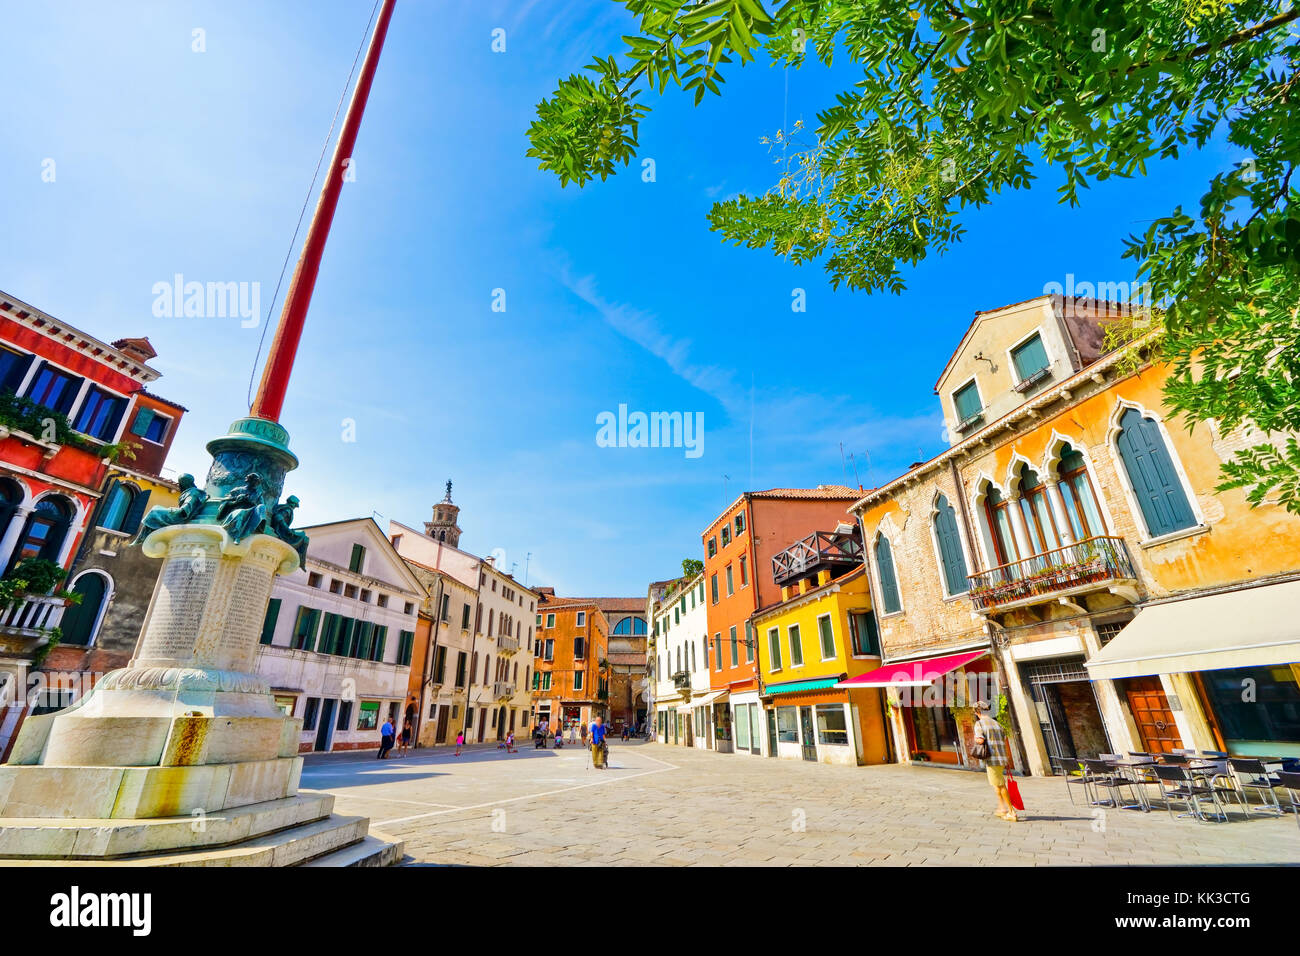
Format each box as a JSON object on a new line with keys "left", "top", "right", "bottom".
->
{"left": 862, "top": 447, "right": 877, "bottom": 487}
{"left": 723, "top": 474, "right": 731, "bottom": 503}
{"left": 847, "top": 452, "right": 862, "bottom": 489}
{"left": 524, "top": 552, "right": 531, "bottom": 587}
{"left": 840, "top": 442, "right": 848, "bottom": 484}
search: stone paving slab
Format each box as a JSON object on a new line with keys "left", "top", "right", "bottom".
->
{"left": 301, "top": 741, "right": 1300, "bottom": 866}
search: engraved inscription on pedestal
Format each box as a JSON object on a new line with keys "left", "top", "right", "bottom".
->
{"left": 134, "top": 556, "right": 217, "bottom": 665}
{"left": 220, "top": 560, "right": 274, "bottom": 670}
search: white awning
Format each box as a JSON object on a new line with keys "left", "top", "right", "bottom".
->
{"left": 1085, "top": 580, "right": 1300, "bottom": 681}
{"left": 676, "top": 689, "right": 727, "bottom": 712}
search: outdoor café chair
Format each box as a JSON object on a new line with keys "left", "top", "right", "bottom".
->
{"left": 1152, "top": 765, "right": 1232, "bottom": 822}
{"left": 1084, "top": 758, "right": 1143, "bottom": 810}
{"left": 1053, "top": 755, "right": 1092, "bottom": 807}
{"left": 1229, "top": 758, "right": 1287, "bottom": 816}
{"left": 1277, "top": 772, "right": 1300, "bottom": 831}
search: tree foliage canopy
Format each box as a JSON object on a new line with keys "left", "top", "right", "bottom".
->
{"left": 528, "top": 0, "right": 1300, "bottom": 511}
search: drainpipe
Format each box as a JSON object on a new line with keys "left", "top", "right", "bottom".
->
{"left": 853, "top": 508, "right": 900, "bottom": 764}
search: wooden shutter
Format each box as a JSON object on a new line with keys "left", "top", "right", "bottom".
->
{"left": 260, "top": 598, "right": 281, "bottom": 645}
{"left": 934, "top": 496, "right": 970, "bottom": 595}
{"left": 1117, "top": 409, "right": 1196, "bottom": 536}
{"left": 130, "top": 406, "right": 156, "bottom": 437}
{"left": 123, "top": 488, "right": 151, "bottom": 536}
{"left": 874, "top": 536, "right": 901, "bottom": 613}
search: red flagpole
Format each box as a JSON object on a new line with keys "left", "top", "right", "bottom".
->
{"left": 251, "top": 0, "right": 397, "bottom": 423}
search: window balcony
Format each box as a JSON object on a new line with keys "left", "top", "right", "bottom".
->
{"left": 492, "top": 681, "right": 515, "bottom": 700}
{"left": 496, "top": 635, "right": 520, "bottom": 656}
{"left": 0, "top": 592, "right": 69, "bottom": 648}
{"left": 968, "top": 536, "right": 1137, "bottom": 612}
{"left": 672, "top": 670, "right": 691, "bottom": 691}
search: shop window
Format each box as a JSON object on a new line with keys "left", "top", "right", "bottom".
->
{"left": 777, "top": 707, "right": 799, "bottom": 742}
{"left": 816, "top": 705, "right": 849, "bottom": 745}
{"left": 735, "top": 704, "right": 751, "bottom": 749}
{"left": 1199, "top": 665, "right": 1300, "bottom": 754}
{"left": 357, "top": 701, "right": 380, "bottom": 731}
{"left": 873, "top": 533, "right": 901, "bottom": 614}
{"left": 1115, "top": 407, "right": 1197, "bottom": 538}
{"left": 933, "top": 494, "right": 970, "bottom": 596}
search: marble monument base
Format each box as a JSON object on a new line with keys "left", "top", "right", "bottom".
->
{"left": 0, "top": 524, "right": 403, "bottom": 866}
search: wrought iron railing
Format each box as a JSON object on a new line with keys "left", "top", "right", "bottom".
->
{"left": 672, "top": 670, "right": 691, "bottom": 690}
{"left": 968, "top": 536, "right": 1136, "bottom": 610}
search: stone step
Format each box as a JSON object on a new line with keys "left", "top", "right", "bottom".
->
{"left": 301, "top": 830, "right": 406, "bottom": 867}
{"left": 2, "top": 812, "right": 370, "bottom": 867}
{"left": 0, "top": 792, "right": 336, "bottom": 860}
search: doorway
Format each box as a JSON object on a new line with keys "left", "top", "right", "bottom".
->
{"left": 1023, "top": 657, "right": 1112, "bottom": 772}
{"left": 1123, "top": 676, "right": 1183, "bottom": 754}
{"left": 435, "top": 706, "right": 450, "bottom": 744}
{"left": 315, "top": 699, "right": 336, "bottom": 752}
{"left": 767, "top": 708, "right": 778, "bottom": 757}
{"left": 799, "top": 706, "right": 817, "bottom": 762}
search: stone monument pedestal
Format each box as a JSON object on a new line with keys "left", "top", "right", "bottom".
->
{"left": 0, "top": 420, "right": 403, "bottom": 866}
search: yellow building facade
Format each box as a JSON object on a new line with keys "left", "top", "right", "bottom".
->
{"left": 753, "top": 564, "right": 891, "bottom": 766}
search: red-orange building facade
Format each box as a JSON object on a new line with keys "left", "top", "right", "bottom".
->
{"left": 530, "top": 596, "right": 609, "bottom": 736}
{"left": 702, "top": 487, "right": 866, "bottom": 754}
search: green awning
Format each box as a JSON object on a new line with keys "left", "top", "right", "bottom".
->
{"left": 763, "top": 677, "right": 842, "bottom": 696}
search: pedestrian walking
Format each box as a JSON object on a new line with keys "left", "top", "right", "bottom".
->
{"left": 398, "top": 719, "right": 412, "bottom": 756}
{"left": 455, "top": 729, "right": 465, "bottom": 757}
{"left": 533, "top": 723, "right": 544, "bottom": 749}
{"left": 377, "top": 718, "right": 395, "bottom": 759}
{"left": 590, "top": 715, "right": 608, "bottom": 769}
{"left": 971, "top": 700, "right": 1017, "bottom": 822}
{"left": 580, "top": 722, "right": 588, "bottom": 747}
{"left": 505, "top": 731, "right": 516, "bottom": 753}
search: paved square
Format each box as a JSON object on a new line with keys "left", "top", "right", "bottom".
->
{"left": 300, "top": 741, "right": 1300, "bottom": 866}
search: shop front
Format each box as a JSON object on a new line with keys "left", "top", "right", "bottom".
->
{"left": 656, "top": 688, "right": 683, "bottom": 744}
{"left": 1087, "top": 580, "right": 1300, "bottom": 760}
{"left": 838, "top": 647, "right": 1011, "bottom": 769}
{"left": 764, "top": 677, "right": 889, "bottom": 766}
{"left": 711, "top": 690, "right": 733, "bottom": 754}
{"left": 731, "top": 691, "right": 764, "bottom": 756}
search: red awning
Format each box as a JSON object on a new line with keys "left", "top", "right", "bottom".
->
{"left": 834, "top": 650, "right": 988, "bottom": 688}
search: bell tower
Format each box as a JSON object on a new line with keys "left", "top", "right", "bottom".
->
{"left": 425, "top": 479, "right": 462, "bottom": 547}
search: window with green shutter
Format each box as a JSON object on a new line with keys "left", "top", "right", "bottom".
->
{"left": 397, "top": 630, "right": 415, "bottom": 667}
{"left": 818, "top": 614, "right": 836, "bottom": 660}
{"left": 874, "top": 534, "right": 902, "bottom": 614}
{"left": 1116, "top": 408, "right": 1197, "bottom": 537}
{"left": 952, "top": 380, "right": 983, "bottom": 425}
{"left": 291, "top": 606, "right": 319, "bottom": 651}
{"left": 349, "top": 544, "right": 366, "bottom": 573}
{"left": 260, "top": 598, "right": 281, "bottom": 645}
{"left": 371, "top": 625, "right": 387, "bottom": 662}
{"left": 934, "top": 495, "right": 970, "bottom": 596}
{"left": 1011, "top": 333, "right": 1050, "bottom": 382}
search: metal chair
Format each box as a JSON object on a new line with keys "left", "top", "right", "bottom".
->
{"left": 1278, "top": 772, "right": 1300, "bottom": 831}
{"left": 1229, "top": 758, "right": 1287, "bottom": 816}
{"left": 1053, "top": 755, "right": 1092, "bottom": 807}
{"left": 1083, "top": 758, "right": 1143, "bottom": 810}
{"left": 1152, "top": 765, "right": 1232, "bottom": 822}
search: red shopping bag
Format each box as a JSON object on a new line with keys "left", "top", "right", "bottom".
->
{"left": 1006, "top": 773, "right": 1025, "bottom": 811}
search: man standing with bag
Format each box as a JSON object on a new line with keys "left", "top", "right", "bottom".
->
{"left": 971, "top": 700, "right": 1017, "bottom": 822}
{"left": 590, "top": 714, "right": 608, "bottom": 769}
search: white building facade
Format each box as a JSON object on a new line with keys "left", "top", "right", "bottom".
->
{"left": 651, "top": 573, "right": 712, "bottom": 748}
{"left": 256, "top": 517, "right": 425, "bottom": 753}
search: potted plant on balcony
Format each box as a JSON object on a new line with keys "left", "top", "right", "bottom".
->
{"left": 0, "top": 558, "right": 81, "bottom": 609}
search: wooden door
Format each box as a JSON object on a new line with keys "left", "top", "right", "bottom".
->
{"left": 1124, "top": 677, "right": 1182, "bottom": 753}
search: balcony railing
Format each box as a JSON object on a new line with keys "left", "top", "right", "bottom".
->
{"left": 672, "top": 670, "right": 691, "bottom": 690}
{"left": 772, "top": 529, "right": 862, "bottom": 586}
{"left": 0, "top": 593, "right": 68, "bottom": 642}
{"left": 968, "top": 536, "right": 1136, "bottom": 611}
{"left": 493, "top": 681, "right": 515, "bottom": 700}
{"left": 496, "top": 635, "right": 520, "bottom": 655}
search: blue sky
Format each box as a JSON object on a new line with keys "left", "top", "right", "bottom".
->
{"left": 1, "top": 0, "right": 1238, "bottom": 596}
